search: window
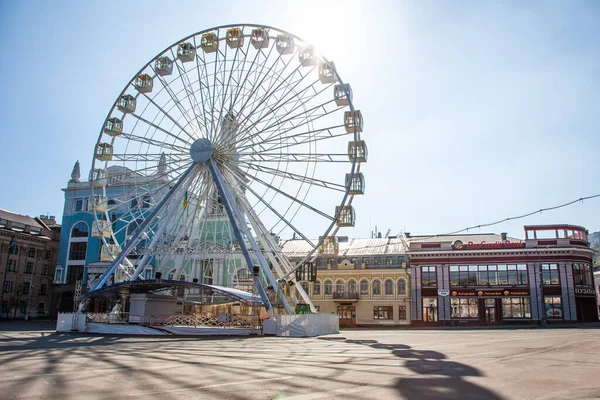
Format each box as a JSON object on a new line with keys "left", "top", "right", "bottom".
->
{"left": 360, "top": 280, "right": 368, "bottom": 295}
{"left": 301, "top": 281, "right": 309, "bottom": 294}
{"left": 449, "top": 264, "right": 527, "bottom": 286}
{"left": 66, "top": 265, "right": 84, "bottom": 284}
{"left": 42, "top": 264, "right": 49, "bottom": 275}
{"left": 142, "top": 194, "right": 152, "bottom": 209}
{"left": 39, "top": 284, "right": 47, "bottom": 295}
{"left": 373, "top": 257, "right": 381, "bottom": 266}
{"left": 348, "top": 280, "right": 356, "bottom": 294}
{"left": 451, "top": 298, "right": 478, "bottom": 319}
{"left": 25, "top": 262, "right": 33, "bottom": 274}
{"left": 422, "top": 266, "right": 437, "bottom": 288}
{"left": 3, "top": 281, "right": 12, "bottom": 293}
{"left": 335, "top": 280, "right": 344, "bottom": 294}
{"left": 71, "top": 222, "right": 88, "bottom": 238}
{"left": 313, "top": 280, "right": 321, "bottom": 296}
{"left": 398, "top": 305, "right": 407, "bottom": 320}
{"left": 362, "top": 257, "right": 370, "bottom": 266}
{"left": 502, "top": 297, "right": 531, "bottom": 319}
{"left": 44, "top": 250, "right": 51, "bottom": 261}
{"left": 144, "top": 269, "right": 153, "bottom": 280}
{"left": 130, "top": 197, "right": 139, "bottom": 209}
{"left": 7, "top": 259, "right": 17, "bottom": 272}
{"left": 398, "top": 279, "right": 406, "bottom": 295}
{"left": 27, "top": 248, "right": 36, "bottom": 258}
{"left": 1, "top": 301, "right": 7, "bottom": 312}
{"left": 20, "top": 302, "right": 27, "bottom": 313}
{"left": 54, "top": 268, "right": 63, "bottom": 283}
{"left": 23, "top": 282, "right": 30, "bottom": 295}
{"left": 544, "top": 296, "right": 562, "bottom": 319}
{"left": 316, "top": 258, "right": 327, "bottom": 268}
{"left": 9, "top": 244, "right": 18, "bottom": 255}
{"left": 573, "top": 264, "right": 592, "bottom": 286}
{"left": 324, "top": 280, "right": 332, "bottom": 295}
{"left": 422, "top": 298, "right": 438, "bottom": 322}
{"left": 373, "top": 306, "right": 393, "bottom": 320}
{"left": 542, "top": 264, "right": 560, "bottom": 285}
{"left": 69, "top": 242, "right": 87, "bottom": 260}
{"left": 350, "top": 257, "right": 358, "bottom": 265}
{"left": 385, "top": 279, "right": 393, "bottom": 295}
{"left": 327, "top": 258, "right": 335, "bottom": 266}
{"left": 372, "top": 280, "right": 381, "bottom": 295}
{"left": 74, "top": 198, "right": 83, "bottom": 212}
{"left": 385, "top": 256, "right": 394, "bottom": 266}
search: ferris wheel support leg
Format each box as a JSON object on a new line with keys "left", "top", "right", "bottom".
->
{"left": 91, "top": 163, "right": 199, "bottom": 292}
{"left": 207, "top": 159, "right": 289, "bottom": 315}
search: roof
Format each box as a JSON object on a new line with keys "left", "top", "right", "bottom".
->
{"left": 280, "top": 237, "right": 409, "bottom": 258}
{"left": 0, "top": 208, "right": 44, "bottom": 229}
{"left": 407, "top": 233, "right": 522, "bottom": 244}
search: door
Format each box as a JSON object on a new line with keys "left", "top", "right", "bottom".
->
{"left": 337, "top": 305, "right": 356, "bottom": 326}
{"left": 484, "top": 299, "right": 496, "bottom": 323}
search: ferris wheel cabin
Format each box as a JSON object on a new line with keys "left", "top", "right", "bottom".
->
{"left": 155, "top": 56, "right": 173, "bottom": 76}
{"left": 318, "top": 236, "right": 340, "bottom": 255}
{"left": 200, "top": 33, "right": 218, "bottom": 53}
{"left": 91, "top": 168, "right": 106, "bottom": 187}
{"left": 95, "top": 143, "right": 113, "bottom": 162}
{"left": 276, "top": 35, "right": 294, "bottom": 55}
{"left": 319, "top": 62, "right": 337, "bottom": 84}
{"left": 348, "top": 140, "right": 368, "bottom": 163}
{"left": 299, "top": 46, "right": 317, "bottom": 66}
{"left": 177, "top": 42, "right": 196, "bottom": 62}
{"left": 335, "top": 205, "right": 356, "bottom": 227}
{"left": 251, "top": 28, "right": 269, "bottom": 49}
{"left": 226, "top": 28, "right": 244, "bottom": 48}
{"left": 92, "top": 220, "right": 112, "bottom": 239}
{"left": 344, "top": 110, "right": 363, "bottom": 133}
{"left": 334, "top": 84, "right": 353, "bottom": 106}
{"left": 88, "top": 194, "right": 108, "bottom": 213}
{"left": 103, "top": 117, "right": 123, "bottom": 137}
{"left": 134, "top": 74, "right": 154, "bottom": 94}
{"left": 117, "top": 95, "right": 136, "bottom": 114}
{"left": 345, "top": 172, "right": 365, "bottom": 195}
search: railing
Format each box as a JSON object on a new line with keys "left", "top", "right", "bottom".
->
{"left": 333, "top": 292, "right": 359, "bottom": 300}
{"left": 148, "top": 314, "right": 260, "bottom": 329}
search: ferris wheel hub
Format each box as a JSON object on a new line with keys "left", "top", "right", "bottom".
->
{"left": 190, "top": 138, "right": 213, "bottom": 163}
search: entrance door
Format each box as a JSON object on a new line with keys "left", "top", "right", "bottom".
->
{"left": 337, "top": 305, "right": 356, "bottom": 326}
{"left": 484, "top": 299, "right": 496, "bottom": 323}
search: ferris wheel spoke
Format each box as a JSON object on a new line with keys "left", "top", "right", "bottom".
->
{"left": 118, "top": 132, "right": 188, "bottom": 153}
{"left": 242, "top": 124, "right": 347, "bottom": 154}
{"left": 110, "top": 153, "right": 189, "bottom": 163}
{"left": 126, "top": 112, "right": 195, "bottom": 147}
{"left": 171, "top": 48, "right": 206, "bottom": 137}
{"left": 240, "top": 162, "right": 346, "bottom": 192}
{"left": 191, "top": 38, "right": 217, "bottom": 141}
{"left": 239, "top": 152, "right": 349, "bottom": 163}
{"left": 136, "top": 90, "right": 197, "bottom": 143}
{"left": 151, "top": 66, "right": 198, "bottom": 134}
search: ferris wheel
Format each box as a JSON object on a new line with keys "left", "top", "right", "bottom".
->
{"left": 87, "top": 24, "right": 367, "bottom": 315}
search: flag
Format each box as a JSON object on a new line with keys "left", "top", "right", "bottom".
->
{"left": 8, "top": 237, "right": 17, "bottom": 252}
{"left": 183, "top": 191, "right": 188, "bottom": 209}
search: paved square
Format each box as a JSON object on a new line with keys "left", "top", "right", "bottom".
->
{"left": 1, "top": 323, "right": 599, "bottom": 399}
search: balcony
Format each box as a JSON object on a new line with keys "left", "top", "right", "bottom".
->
{"left": 333, "top": 292, "right": 359, "bottom": 301}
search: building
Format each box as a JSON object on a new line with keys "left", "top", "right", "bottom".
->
{"left": 0, "top": 209, "right": 60, "bottom": 319}
{"left": 281, "top": 236, "right": 411, "bottom": 326}
{"left": 408, "top": 224, "right": 597, "bottom": 325}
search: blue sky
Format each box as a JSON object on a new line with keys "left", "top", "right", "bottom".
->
{"left": 0, "top": 0, "right": 598, "bottom": 239}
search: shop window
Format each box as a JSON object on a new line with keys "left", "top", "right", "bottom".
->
{"left": 27, "top": 248, "right": 36, "bottom": 258}
{"left": 542, "top": 264, "right": 560, "bottom": 285}
{"left": 398, "top": 279, "right": 406, "bottom": 295}
{"left": 385, "top": 279, "right": 393, "bottom": 295}
{"left": 544, "top": 296, "right": 563, "bottom": 319}
{"left": 422, "top": 266, "right": 437, "bottom": 288}
{"left": 25, "top": 262, "right": 33, "bottom": 274}
{"left": 360, "top": 280, "right": 368, "bottom": 295}
{"left": 313, "top": 280, "right": 321, "bottom": 296}
{"left": 451, "top": 298, "right": 478, "bottom": 319}
{"left": 324, "top": 280, "right": 332, "bottom": 295}
{"left": 373, "top": 306, "right": 393, "bottom": 320}
{"left": 573, "top": 264, "right": 592, "bottom": 286}
{"left": 372, "top": 280, "right": 381, "bottom": 295}
{"left": 501, "top": 297, "right": 531, "bottom": 319}
{"left": 422, "top": 298, "right": 438, "bottom": 322}
{"left": 398, "top": 305, "right": 407, "bottom": 320}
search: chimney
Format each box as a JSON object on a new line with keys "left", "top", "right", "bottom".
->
{"left": 501, "top": 232, "right": 507, "bottom": 242}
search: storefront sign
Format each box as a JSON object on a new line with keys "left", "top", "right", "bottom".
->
{"left": 438, "top": 289, "right": 450, "bottom": 297}
{"left": 452, "top": 240, "right": 526, "bottom": 250}
{"left": 575, "top": 287, "right": 596, "bottom": 296}
{"left": 450, "top": 288, "right": 530, "bottom": 297}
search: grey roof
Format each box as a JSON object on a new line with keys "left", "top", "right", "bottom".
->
{"left": 407, "top": 233, "right": 522, "bottom": 244}
{"left": 0, "top": 208, "right": 44, "bottom": 229}
{"left": 280, "top": 237, "right": 408, "bottom": 258}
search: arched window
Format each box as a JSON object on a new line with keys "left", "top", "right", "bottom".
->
{"left": 9, "top": 245, "right": 18, "bottom": 255}
{"left": 398, "top": 279, "right": 407, "bottom": 295}
{"left": 372, "top": 280, "right": 381, "bottom": 295}
{"left": 360, "top": 280, "right": 369, "bottom": 295}
{"left": 335, "top": 279, "right": 345, "bottom": 294}
{"left": 324, "top": 280, "right": 332, "bottom": 295}
{"left": 313, "top": 280, "right": 321, "bottom": 296}
{"left": 168, "top": 269, "right": 176, "bottom": 280}
{"left": 385, "top": 279, "right": 394, "bottom": 295}
{"left": 237, "top": 268, "right": 249, "bottom": 281}
{"left": 71, "top": 222, "right": 88, "bottom": 238}
{"left": 27, "top": 248, "right": 36, "bottom": 258}
{"left": 348, "top": 280, "right": 357, "bottom": 294}
{"left": 300, "top": 281, "right": 309, "bottom": 293}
